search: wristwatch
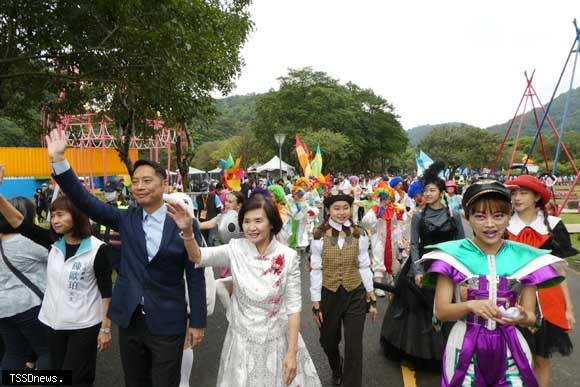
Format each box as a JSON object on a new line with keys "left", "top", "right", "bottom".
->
{"left": 100, "top": 328, "right": 111, "bottom": 334}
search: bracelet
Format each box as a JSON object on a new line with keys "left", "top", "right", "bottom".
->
{"left": 179, "top": 231, "right": 195, "bottom": 241}
{"left": 100, "top": 328, "right": 111, "bottom": 334}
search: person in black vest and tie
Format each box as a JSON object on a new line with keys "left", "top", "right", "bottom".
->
{"left": 45, "top": 129, "right": 206, "bottom": 387}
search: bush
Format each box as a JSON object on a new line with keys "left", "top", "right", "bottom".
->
{"left": 567, "top": 200, "right": 579, "bottom": 209}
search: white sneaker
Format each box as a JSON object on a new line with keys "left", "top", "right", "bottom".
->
{"left": 375, "top": 288, "right": 386, "bottom": 297}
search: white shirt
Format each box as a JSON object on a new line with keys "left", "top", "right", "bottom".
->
{"left": 142, "top": 205, "right": 167, "bottom": 261}
{"left": 309, "top": 218, "right": 374, "bottom": 302}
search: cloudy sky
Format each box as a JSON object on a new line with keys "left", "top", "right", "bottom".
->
{"left": 230, "top": 0, "right": 580, "bottom": 130}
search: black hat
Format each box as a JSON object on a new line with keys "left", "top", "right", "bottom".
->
{"left": 462, "top": 180, "right": 511, "bottom": 210}
{"left": 323, "top": 181, "right": 354, "bottom": 208}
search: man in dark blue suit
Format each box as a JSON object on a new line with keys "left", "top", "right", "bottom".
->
{"left": 46, "top": 129, "right": 206, "bottom": 387}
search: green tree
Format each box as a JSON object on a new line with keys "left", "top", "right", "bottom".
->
{"left": 192, "top": 140, "right": 222, "bottom": 171}
{"left": 418, "top": 124, "right": 500, "bottom": 171}
{"left": 192, "top": 129, "right": 269, "bottom": 172}
{"left": 1, "top": 0, "right": 252, "bottom": 186}
{"left": 252, "top": 68, "right": 408, "bottom": 172}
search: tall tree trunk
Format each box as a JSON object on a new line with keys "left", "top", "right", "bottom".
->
{"left": 176, "top": 122, "right": 195, "bottom": 191}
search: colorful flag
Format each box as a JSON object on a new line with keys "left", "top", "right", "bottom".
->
{"left": 416, "top": 150, "right": 434, "bottom": 176}
{"left": 295, "top": 134, "right": 312, "bottom": 177}
{"left": 219, "top": 153, "right": 245, "bottom": 191}
{"left": 310, "top": 144, "right": 323, "bottom": 179}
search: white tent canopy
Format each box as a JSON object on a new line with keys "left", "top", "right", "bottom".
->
{"left": 188, "top": 167, "right": 206, "bottom": 175}
{"left": 256, "top": 156, "right": 296, "bottom": 175}
{"left": 247, "top": 161, "right": 263, "bottom": 173}
{"left": 208, "top": 167, "right": 221, "bottom": 174}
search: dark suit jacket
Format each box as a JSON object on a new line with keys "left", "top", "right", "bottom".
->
{"left": 53, "top": 168, "right": 206, "bottom": 336}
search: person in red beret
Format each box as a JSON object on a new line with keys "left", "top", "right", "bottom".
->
{"left": 505, "top": 175, "right": 576, "bottom": 387}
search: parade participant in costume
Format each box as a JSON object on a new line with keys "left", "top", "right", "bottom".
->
{"left": 349, "top": 176, "right": 363, "bottom": 224}
{"left": 407, "top": 179, "right": 425, "bottom": 210}
{"left": 287, "top": 178, "right": 318, "bottom": 253}
{"left": 268, "top": 184, "right": 291, "bottom": 244}
{"left": 505, "top": 175, "right": 576, "bottom": 387}
{"left": 310, "top": 181, "right": 377, "bottom": 387}
{"left": 420, "top": 180, "right": 565, "bottom": 387}
{"left": 361, "top": 183, "right": 405, "bottom": 297}
{"left": 301, "top": 177, "right": 323, "bottom": 241}
{"left": 390, "top": 176, "right": 415, "bottom": 212}
{"left": 412, "top": 162, "right": 465, "bottom": 287}
{"left": 379, "top": 162, "right": 465, "bottom": 370}
{"left": 186, "top": 191, "right": 322, "bottom": 387}
{"left": 391, "top": 176, "right": 414, "bottom": 271}
{"left": 445, "top": 180, "right": 462, "bottom": 212}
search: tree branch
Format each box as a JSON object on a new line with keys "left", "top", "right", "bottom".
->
{"left": 0, "top": 71, "right": 122, "bottom": 84}
{"left": 97, "top": 24, "right": 119, "bottom": 47}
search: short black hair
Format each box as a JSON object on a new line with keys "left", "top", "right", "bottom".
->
{"left": 50, "top": 196, "right": 92, "bottom": 241}
{"left": 0, "top": 197, "right": 35, "bottom": 233}
{"left": 238, "top": 194, "right": 283, "bottom": 235}
{"left": 133, "top": 159, "right": 167, "bottom": 180}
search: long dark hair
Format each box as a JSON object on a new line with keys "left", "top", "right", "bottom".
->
{"left": 49, "top": 196, "right": 92, "bottom": 241}
{"left": 0, "top": 197, "right": 35, "bottom": 234}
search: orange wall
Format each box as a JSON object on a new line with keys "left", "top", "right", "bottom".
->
{"left": 0, "top": 147, "right": 138, "bottom": 177}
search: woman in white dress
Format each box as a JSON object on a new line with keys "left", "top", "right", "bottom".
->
{"left": 170, "top": 191, "right": 321, "bottom": 387}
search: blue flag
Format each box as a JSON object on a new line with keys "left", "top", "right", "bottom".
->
{"left": 416, "top": 150, "right": 434, "bottom": 176}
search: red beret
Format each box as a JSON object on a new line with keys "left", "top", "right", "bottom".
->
{"left": 505, "top": 175, "right": 551, "bottom": 205}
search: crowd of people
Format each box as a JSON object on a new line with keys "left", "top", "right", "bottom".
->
{"left": 0, "top": 128, "right": 576, "bottom": 387}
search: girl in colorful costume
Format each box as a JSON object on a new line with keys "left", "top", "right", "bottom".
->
{"left": 380, "top": 162, "right": 464, "bottom": 369}
{"left": 361, "top": 183, "right": 405, "bottom": 296}
{"left": 420, "top": 180, "right": 564, "bottom": 387}
{"left": 310, "top": 181, "right": 377, "bottom": 387}
{"left": 287, "top": 178, "right": 319, "bottom": 252}
{"left": 505, "top": 175, "right": 576, "bottom": 387}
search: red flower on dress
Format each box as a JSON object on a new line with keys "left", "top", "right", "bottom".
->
{"left": 268, "top": 295, "right": 283, "bottom": 305}
{"left": 261, "top": 254, "right": 285, "bottom": 280}
{"left": 271, "top": 255, "right": 285, "bottom": 275}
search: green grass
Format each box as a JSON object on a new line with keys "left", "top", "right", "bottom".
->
{"left": 568, "top": 235, "right": 580, "bottom": 270}
{"left": 560, "top": 213, "right": 580, "bottom": 225}
{"left": 571, "top": 237, "right": 580, "bottom": 251}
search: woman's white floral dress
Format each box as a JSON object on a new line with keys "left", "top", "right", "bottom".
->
{"left": 200, "top": 238, "right": 321, "bottom": 387}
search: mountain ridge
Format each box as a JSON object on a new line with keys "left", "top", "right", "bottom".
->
{"left": 406, "top": 86, "right": 580, "bottom": 145}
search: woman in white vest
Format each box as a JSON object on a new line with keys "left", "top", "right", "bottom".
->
{"left": 21, "top": 195, "right": 113, "bottom": 386}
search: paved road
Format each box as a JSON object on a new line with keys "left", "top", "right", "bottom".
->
{"left": 95, "top": 261, "right": 580, "bottom": 387}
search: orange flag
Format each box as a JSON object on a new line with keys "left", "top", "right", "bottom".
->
{"left": 295, "top": 134, "right": 312, "bottom": 177}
